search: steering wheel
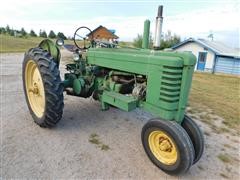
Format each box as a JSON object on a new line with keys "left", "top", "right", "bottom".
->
{"left": 73, "top": 26, "right": 93, "bottom": 50}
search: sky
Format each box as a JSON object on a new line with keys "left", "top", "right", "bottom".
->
{"left": 0, "top": 0, "right": 239, "bottom": 48}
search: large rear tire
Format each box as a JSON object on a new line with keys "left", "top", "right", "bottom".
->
{"left": 182, "top": 115, "right": 204, "bottom": 164}
{"left": 141, "top": 119, "right": 195, "bottom": 175}
{"left": 22, "top": 47, "right": 64, "bottom": 128}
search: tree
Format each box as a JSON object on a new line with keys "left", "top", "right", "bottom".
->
{"left": 20, "top": 28, "right": 27, "bottom": 37}
{"left": 57, "top": 32, "right": 67, "bottom": 40}
{"left": 133, "top": 31, "right": 180, "bottom": 50}
{"left": 159, "top": 34, "right": 180, "bottom": 50}
{"left": 48, "top": 30, "right": 56, "bottom": 38}
{"left": 39, "top": 30, "right": 47, "bottom": 38}
{"left": 5, "top": 25, "right": 10, "bottom": 34}
{"left": 9, "top": 29, "right": 15, "bottom": 36}
{"left": 0, "top": 27, "right": 6, "bottom": 34}
{"left": 133, "top": 34, "right": 154, "bottom": 48}
{"left": 30, "top": 30, "right": 37, "bottom": 37}
{"left": 133, "top": 34, "right": 143, "bottom": 48}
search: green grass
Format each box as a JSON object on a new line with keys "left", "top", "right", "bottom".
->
{"left": 89, "top": 133, "right": 110, "bottom": 151}
{"left": 0, "top": 35, "right": 44, "bottom": 53}
{"left": 218, "top": 153, "right": 232, "bottom": 163}
{"left": 118, "top": 41, "right": 134, "bottom": 48}
{"left": 220, "top": 173, "right": 229, "bottom": 179}
{"left": 0, "top": 34, "right": 133, "bottom": 53}
{"left": 89, "top": 134, "right": 101, "bottom": 145}
{"left": 0, "top": 34, "right": 74, "bottom": 53}
{"left": 189, "top": 72, "right": 240, "bottom": 130}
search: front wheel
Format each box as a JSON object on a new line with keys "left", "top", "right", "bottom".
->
{"left": 22, "top": 47, "right": 64, "bottom": 128}
{"left": 141, "top": 119, "right": 195, "bottom": 175}
{"left": 182, "top": 115, "right": 204, "bottom": 164}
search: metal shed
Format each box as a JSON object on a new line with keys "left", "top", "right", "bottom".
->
{"left": 215, "top": 55, "right": 240, "bottom": 75}
{"left": 172, "top": 38, "right": 240, "bottom": 75}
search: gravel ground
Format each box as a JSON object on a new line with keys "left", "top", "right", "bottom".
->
{"left": 0, "top": 52, "right": 239, "bottom": 179}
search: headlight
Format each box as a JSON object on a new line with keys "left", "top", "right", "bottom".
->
{"left": 56, "top": 38, "right": 64, "bottom": 46}
{"left": 73, "top": 53, "right": 80, "bottom": 61}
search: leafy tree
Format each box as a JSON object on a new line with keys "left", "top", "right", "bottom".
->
{"left": 5, "top": 25, "right": 10, "bottom": 34}
{"left": 133, "top": 34, "right": 154, "bottom": 48}
{"left": 0, "top": 27, "right": 6, "bottom": 34}
{"left": 48, "top": 30, "right": 56, "bottom": 38}
{"left": 9, "top": 29, "right": 15, "bottom": 36}
{"left": 149, "top": 33, "right": 154, "bottom": 48}
{"left": 133, "top": 34, "right": 143, "bottom": 48}
{"left": 133, "top": 31, "right": 180, "bottom": 50}
{"left": 57, "top": 32, "right": 67, "bottom": 40}
{"left": 159, "top": 34, "right": 180, "bottom": 50}
{"left": 39, "top": 30, "right": 47, "bottom": 38}
{"left": 20, "top": 28, "right": 27, "bottom": 37}
{"left": 30, "top": 30, "right": 37, "bottom": 37}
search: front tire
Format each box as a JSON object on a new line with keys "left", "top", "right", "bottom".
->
{"left": 22, "top": 47, "right": 64, "bottom": 128}
{"left": 182, "top": 115, "right": 204, "bottom": 164}
{"left": 141, "top": 119, "right": 195, "bottom": 175}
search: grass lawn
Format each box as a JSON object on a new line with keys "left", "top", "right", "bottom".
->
{"left": 0, "top": 35, "right": 135, "bottom": 53}
{"left": 189, "top": 72, "right": 240, "bottom": 131}
{"left": 0, "top": 35, "right": 74, "bottom": 53}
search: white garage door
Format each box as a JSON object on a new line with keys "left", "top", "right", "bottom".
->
{"left": 215, "top": 56, "right": 240, "bottom": 75}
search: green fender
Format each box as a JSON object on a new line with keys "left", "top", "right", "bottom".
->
{"left": 38, "top": 39, "right": 61, "bottom": 67}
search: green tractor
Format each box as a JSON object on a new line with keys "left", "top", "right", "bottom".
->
{"left": 22, "top": 6, "right": 204, "bottom": 175}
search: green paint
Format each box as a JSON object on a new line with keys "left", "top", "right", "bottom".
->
{"left": 102, "top": 91, "right": 137, "bottom": 111}
{"left": 38, "top": 39, "right": 61, "bottom": 66}
{"left": 86, "top": 48, "right": 196, "bottom": 123}
{"left": 142, "top": 20, "right": 150, "bottom": 49}
{"left": 63, "top": 44, "right": 196, "bottom": 123}
{"left": 73, "top": 78, "right": 85, "bottom": 95}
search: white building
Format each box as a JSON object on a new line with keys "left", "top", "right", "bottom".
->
{"left": 172, "top": 38, "right": 240, "bottom": 75}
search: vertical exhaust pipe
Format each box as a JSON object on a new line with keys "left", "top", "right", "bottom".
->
{"left": 154, "top": 5, "right": 163, "bottom": 50}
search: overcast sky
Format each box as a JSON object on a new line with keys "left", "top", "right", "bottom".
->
{"left": 0, "top": 0, "right": 239, "bottom": 48}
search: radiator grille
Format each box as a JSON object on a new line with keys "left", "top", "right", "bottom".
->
{"left": 160, "top": 66, "right": 183, "bottom": 103}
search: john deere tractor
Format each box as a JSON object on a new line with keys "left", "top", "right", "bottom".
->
{"left": 22, "top": 6, "right": 204, "bottom": 175}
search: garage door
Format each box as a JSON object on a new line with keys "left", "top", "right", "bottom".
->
{"left": 215, "top": 56, "right": 240, "bottom": 75}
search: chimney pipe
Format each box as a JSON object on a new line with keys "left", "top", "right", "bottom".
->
{"left": 154, "top": 5, "right": 163, "bottom": 50}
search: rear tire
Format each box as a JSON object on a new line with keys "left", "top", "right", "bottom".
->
{"left": 182, "top": 115, "right": 204, "bottom": 164}
{"left": 22, "top": 47, "right": 64, "bottom": 128}
{"left": 141, "top": 119, "right": 195, "bottom": 175}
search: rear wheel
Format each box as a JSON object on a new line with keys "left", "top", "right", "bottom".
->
{"left": 141, "top": 119, "right": 195, "bottom": 175}
{"left": 22, "top": 47, "right": 64, "bottom": 128}
{"left": 182, "top": 115, "right": 204, "bottom": 164}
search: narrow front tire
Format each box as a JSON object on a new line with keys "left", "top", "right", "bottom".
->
{"left": 141, "top": 119, "right": 195, "bottom": 175}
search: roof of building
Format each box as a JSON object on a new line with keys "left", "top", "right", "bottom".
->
{"left": 87, "top": 25, "right": 119, "bottom": 39}
{"left": 172, "top": 38, "right": 240, "bottom": 58}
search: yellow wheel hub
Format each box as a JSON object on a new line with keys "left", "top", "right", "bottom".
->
{"left": 148, "top": 130, "right": 178, "bottom": 165}
{"left": 25, "top": 60, "right": 45, "bottom": 118}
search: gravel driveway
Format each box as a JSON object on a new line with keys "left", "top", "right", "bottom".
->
{"left": 0, "top": 52, "right": 239, "bottom": 179}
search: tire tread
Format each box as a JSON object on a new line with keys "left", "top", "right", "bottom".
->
{"left": 22, "top": 47, "right": 64, "bottom": 128}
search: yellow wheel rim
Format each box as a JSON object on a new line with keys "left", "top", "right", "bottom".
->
{"left": 25, "top": 60, "right": 45, "bottom": 118}
{"left": 148, "top": 130, "right": 178, "bottom": 165}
